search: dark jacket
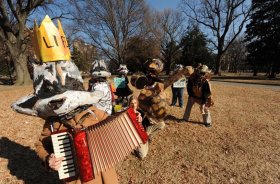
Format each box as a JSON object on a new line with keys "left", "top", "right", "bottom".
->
{"left": 114, "top": 76, "right": 133, "bottom": 97}
{"left": 146, "top": 74, "right": 163, "bottom": 87}
{"left": 187, "top": 76, "right": 211, "bottom": 104}
{"left": 137, "top": 108, "right": 151, "bottom": 131}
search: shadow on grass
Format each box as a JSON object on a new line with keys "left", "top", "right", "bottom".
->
{"left": 187, "top": 120, "right": 205, "bottom": 126}
{"left": 0, "top": 137, "right": 61, "bottom": 184}
{"left": 0, "top": 78, "right": 14, "bottom": 85}
{"left": 164, "top": 115, "right": 205, "bottom": 126}
{"left": 164, "top": 114, "right": 181, "bottom": 122}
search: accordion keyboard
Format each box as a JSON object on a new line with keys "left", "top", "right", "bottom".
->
{"left": 51, "top": 131, "right": 77, "bottom": 179}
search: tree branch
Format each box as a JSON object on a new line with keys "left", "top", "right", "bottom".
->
{"left": 7, "top": 0, "right": 21, "bottom": 23}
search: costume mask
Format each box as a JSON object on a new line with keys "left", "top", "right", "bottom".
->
{"left": 146, "top": 59, "right": 164, "bottom": 75}
{"left": 90, "top": 60, "right": 111, "bottom": 78}
{"left": 117, "top": 64, "right": 128, "bottom": 75}
{"left": 12, "top": 60, "right": 104, "bottom": 119}
{"left": 174, "top": 64, "right": 183, "bottom": 71}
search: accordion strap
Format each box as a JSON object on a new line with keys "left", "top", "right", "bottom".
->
{"left": 60, "top": 105, "right": 90, "bottom": 121}
{"left": 49, "top": 105, "right": 91, "bottom": 130}
{"left": 76, "top": 111, "right": 93, "bottom": 127}
{"left": 59, "top": 119, "right": 75, "bottom": 130}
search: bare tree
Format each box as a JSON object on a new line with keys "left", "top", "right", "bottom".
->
{"left": 0, "top": 1, "right": 71, "bottom": 85}
{"left": 0, "top": 1, "right": 46, "bottom": 85}
{"left": 222, "top": 37, "right": 247, "bottom": 72}
{"left": 125, "top": 35, "right": 161, "bottom": 73}
{"left": 0, "top": 43, "right": 14, "bottom": 84}
{"left": 158, "top": 9, "right": 185, "bottom": 74}
{"left": 72, "top": 39, "right": 97, "bottom": 73}
{"left": 70, "top": 0, "right": 148, "bottom": 66}
{"left": 181, "top": 0, "right": 251, "bottom": 75}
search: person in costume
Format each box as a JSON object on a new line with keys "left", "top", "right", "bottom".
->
{"left": 183, "top": 64, "right": 214, "bottom": 127}
{"left": 144, "top": 59, "right": 164, "bottom": 89}
{"left": 170, "top": 64, "right": 186, "bottom": 108}
{"left": 88, "top": 60, "right": 115, "bottom": 115}
{"left": 129, "top": 58, "right": 195, "bottom": 149}
{"left": 11, "top": 15, "right": 119, "bottom": 184}
{"left": 133, "top": 59, "right": 167, "bottom": 136}
{"left": 113, "top": 64, "right": 133, "bottom": 107}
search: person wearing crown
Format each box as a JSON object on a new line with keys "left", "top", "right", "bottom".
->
{"left": 11, "top": 15, "right": 119, "bottom": 184}
{"left": 182, "top": 64, "right": 214, "bottom": 127}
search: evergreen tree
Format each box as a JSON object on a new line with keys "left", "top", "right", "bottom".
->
{"left": 245, "top": 0, "right": 280, "bottom": 77}
{"left": 180, "top": 26, "right": 214, "bottom": 68}
{"left": 162, "top": 40, "right": 182, "bottom": 74}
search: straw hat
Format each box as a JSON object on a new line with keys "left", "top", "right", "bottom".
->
{"left": 198, "top": 65, "right": 211, "bottom": 74}
{"left": 146, "top": 58, "right": 164, "bottom": 75}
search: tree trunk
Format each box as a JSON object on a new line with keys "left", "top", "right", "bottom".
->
{"left": 214, "top": 53, "right": 222, "bottom": 76}
{"left": 268, "top": 65, "right": 276, "bottom": 78}
{"left": 165, "top": 64, "right": 171, "bottom": 75}
{"left": 252, "top": 65, "right": 257, "bottom": 76}
{"left": 12, "top": 53, "right": 32, "bottom": 85}
{"left": 164, "top": 59, "right": 171, "bottom": 75}
{"left": 6, "top": 60, "right": 14, "bottom": 85}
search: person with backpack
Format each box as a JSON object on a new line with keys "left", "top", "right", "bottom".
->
{"left": 182, "top": 64, "right": 214, "bottom": 127}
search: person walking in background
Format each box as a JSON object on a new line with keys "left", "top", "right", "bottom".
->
{"left": 170, "top": 64, "right": 186, "bottom": 108}
{"left": 183, "top": 64, "right": 214, "bottom": 127}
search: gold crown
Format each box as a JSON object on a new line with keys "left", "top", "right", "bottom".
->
{"left": 32, "top": 15, "right": 71, "bottom": 62}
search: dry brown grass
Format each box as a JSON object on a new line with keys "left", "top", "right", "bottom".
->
{"left": 0, "top": 81, "right": 280, "bottom": 184}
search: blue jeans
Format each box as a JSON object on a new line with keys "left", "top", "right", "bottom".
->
{"left": 171, "top": 87, "right": 184, "bottom": 107}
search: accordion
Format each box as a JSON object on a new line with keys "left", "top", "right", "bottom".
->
{"left": 51, "top": 108, "right": 148, "bottom": 182}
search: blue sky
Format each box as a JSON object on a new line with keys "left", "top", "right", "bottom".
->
{"left": 146, "top": 0, "right": 181, "bottom": 10}
{"left": 28, "top": 0, "right": 181, "bottom": 24}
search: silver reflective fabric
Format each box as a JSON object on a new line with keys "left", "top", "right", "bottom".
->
{"left": 11, "top": 60, "right": 106, "bottom": 119}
